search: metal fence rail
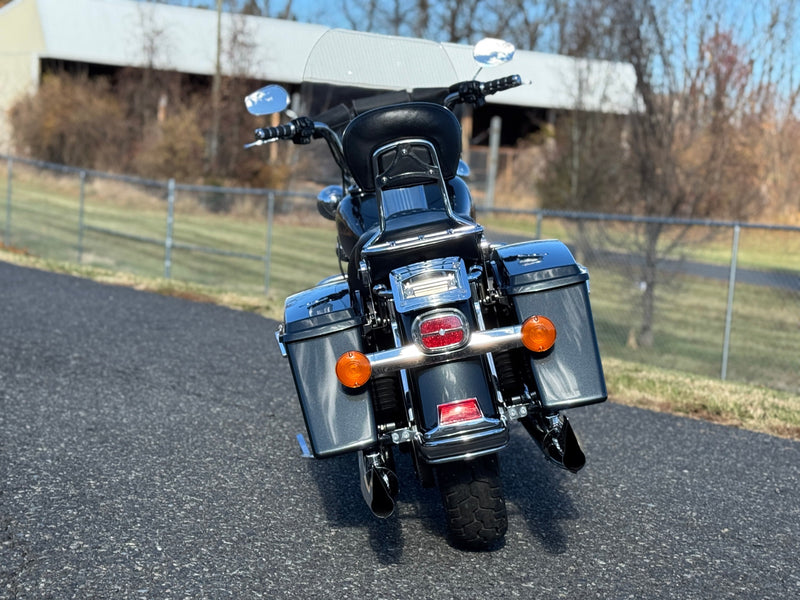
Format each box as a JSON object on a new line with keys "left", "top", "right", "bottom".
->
{"left": 2, "top": 154, "right": 798, "bottom": 394}
{"left": 2, "top": 155, "right": 314, "bottom": 292}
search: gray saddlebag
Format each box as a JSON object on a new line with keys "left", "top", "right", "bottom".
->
{"left": 492, "top": 240, "right": 607, "bottom": 410}
{"left": 280, "top": 278, "right": 377, "bottom": 457}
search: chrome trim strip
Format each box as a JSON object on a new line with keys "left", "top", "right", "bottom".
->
{"left": 473, "top": 298, "right": 505, "bottom": 406}
{"left": 367, "top": 325, "right": 524, "bottom": 377}
{"left": 361, "top": 223, "right": 483, "bottom": 255}
{"left": 416, "top": 425, "right": 509, "bottom": 464}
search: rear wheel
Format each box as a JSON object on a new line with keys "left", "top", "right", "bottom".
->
{"left": 435, "top": 454, "right": 507, "bottom": 549}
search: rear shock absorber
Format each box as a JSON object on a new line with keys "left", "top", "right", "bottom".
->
{"left": 493, "top": 350, "right": 523, "bottom": 398}
{"left": 371, "top": 376, "right": 403, "bottom": 425}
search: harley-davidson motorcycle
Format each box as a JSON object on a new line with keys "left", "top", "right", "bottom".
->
{"left": 246, "top": 31, "right": 606, "bottom": 549}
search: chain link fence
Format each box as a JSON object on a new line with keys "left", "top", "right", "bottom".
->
{"left": 2, "top": 154, "right": 798, "bottom": 394}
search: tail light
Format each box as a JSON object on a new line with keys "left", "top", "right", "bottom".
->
{"left": 438, "top": 398, "right": 483, "bottom": 426}
{"left": 413, "top": 309, "right": 469, "bottom": 352}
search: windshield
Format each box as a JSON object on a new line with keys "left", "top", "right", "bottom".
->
{"left": 301, "top": 30, "right": 468, "bottom": 233}
{"left": 302, "top": 29, "right": 459, "bottom": 91}
{"left": 299, "top": 29, "right": 460, "bottom": 118}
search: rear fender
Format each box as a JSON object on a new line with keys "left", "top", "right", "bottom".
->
{"left": 410, "top": 358, "right": 495, "bottom": 431}
{"left": 409, "top": 358, "right": 508, "bottom": 464}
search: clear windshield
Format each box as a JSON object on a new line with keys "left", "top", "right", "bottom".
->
{"left": 302, "top": 29, "right": 459, "bottom": 91}
{"left": 301, "top": 30, "right": 467, "bottom": 231}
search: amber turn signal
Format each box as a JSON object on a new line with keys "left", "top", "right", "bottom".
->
{"left": 521, "top": 315, "right": 556, "bottom": 352}
{"left": 335, "top": 351, "right": 372, "bottom": 388}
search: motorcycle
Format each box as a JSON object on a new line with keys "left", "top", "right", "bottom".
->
{"left": 246, "top": 31, "right": 606, "bottom": 549}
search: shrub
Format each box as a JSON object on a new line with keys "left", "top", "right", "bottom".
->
{"left": 10, "top": 73, "right": 129, "bottom": 170}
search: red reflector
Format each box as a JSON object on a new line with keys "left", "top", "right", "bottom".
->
{"left": 438, "top": 398, "right": 483, "bottom": 426}
{"left": 418, "top": 314, "right": 466, "bottom": 350}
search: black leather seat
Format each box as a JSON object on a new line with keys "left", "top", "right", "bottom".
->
{"left": 342, "top": 103, "right": 462, "bottom": 192}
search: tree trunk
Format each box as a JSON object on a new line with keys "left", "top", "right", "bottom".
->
{"left": 637, "top": 221, "right": 661, "bottom": 348}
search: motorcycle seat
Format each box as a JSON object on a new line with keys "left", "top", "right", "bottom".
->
{"left": 342, "top": 102, "right": 462, "bottom": 192}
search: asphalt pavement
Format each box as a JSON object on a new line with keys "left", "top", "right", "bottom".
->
{"left": 1, "top": 260, "right": 798, "bottom": 599}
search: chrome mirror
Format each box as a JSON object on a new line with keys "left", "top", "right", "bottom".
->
{"left": 317, "top": 185, "right": 343, "bottom": 220}
{"left": 245, "top": 85, "right": 290, "bottom": 116}
{"left": 473, "top": 38, "right": 515, "bottom": 67}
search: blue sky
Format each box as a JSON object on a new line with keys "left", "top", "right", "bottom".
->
{"left": 144, "top": 0, "right": 349, "bottom": 28}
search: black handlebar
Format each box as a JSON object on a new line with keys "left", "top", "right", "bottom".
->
{"left": 251, "top": 74, "right": 523, "bottom": 143}
{"left": 481, "top": 74, "right": 522, "bottom": 96}
{"left": 254, "top": 122, "right": 296, "bottom": 141}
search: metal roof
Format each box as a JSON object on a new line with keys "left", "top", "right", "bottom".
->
{"left": 5, "top": 0, "right": 638, "bottom": 113}
{"left": 29, "top": 0, "right": 327, "bottom": 82}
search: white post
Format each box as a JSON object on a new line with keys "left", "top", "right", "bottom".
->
{"left": 720, "top": 224, "right": 740, "bottom": 380}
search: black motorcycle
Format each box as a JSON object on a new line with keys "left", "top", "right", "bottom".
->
{"left": 247, "top": 32, "right": 606, "bottom": 549}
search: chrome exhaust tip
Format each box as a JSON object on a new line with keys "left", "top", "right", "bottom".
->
{"left": 358, "top": 450, "right": 399, "bottom": 518}
{"left": 521, "top": 413, "right": 586, "bottom": 473}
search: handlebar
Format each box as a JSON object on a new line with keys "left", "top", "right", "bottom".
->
{"left": 481, "top": 74, "right": 522, "bottom": 96}
{"left": 251, "top": 74, "right": 524, "bottom": 143}
{"left": 445, "top": 74, "right": 523, "bottom": 108}
{"left": 254, "top": 122, "right": 296, "bottom": 141}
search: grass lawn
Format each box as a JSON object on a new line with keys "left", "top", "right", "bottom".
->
{"left": 2, "top": 167, "right": 798, "bottom": 439}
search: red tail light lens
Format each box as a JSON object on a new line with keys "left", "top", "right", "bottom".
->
{"left": 414, "top": 310, "right": 469, "bottom": 352}
{"left": 438, "top": 398, "right": 483, "bottom": 426}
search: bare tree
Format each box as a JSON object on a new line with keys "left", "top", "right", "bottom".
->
{"left": 338, "top": 0, "right": 555, "bottom": 49}
{"left": 536, "top": 0, "right": 796, "bottom": 347}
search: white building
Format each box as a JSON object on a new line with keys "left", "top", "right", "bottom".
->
{"left": 0, "top": 0, "right": 638, "bottom": 153}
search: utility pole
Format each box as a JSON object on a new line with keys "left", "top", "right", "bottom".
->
{"left": 209, "top": 0, "right": 222, "bottom": 173}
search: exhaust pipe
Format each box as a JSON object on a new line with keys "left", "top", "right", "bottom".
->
{"left": 521, "top": 413, "right": 586, "bottom": 473}
{"left": 358, "top": 450, "right": 399, "bottom": 518}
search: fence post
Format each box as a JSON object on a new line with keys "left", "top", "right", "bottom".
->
{"left": 720, "top": 223, "right": 740, "bottom": 380}
{"left": 535, "top": 210, "right": 543, "bottom": 240}
{"left": 4, "top": 158, "right": 12, "bottom": 246}
{"left": 164, "top": 178, "right": 175, "bottom": 279}
{"left": 77, "top": 170, "right": 86, "bottom": 262}
{"left": 485, "top": 116, "right": 501, "bottom": 209}
{"left": 264, "top": 191, "right": 275, "bottom": 293}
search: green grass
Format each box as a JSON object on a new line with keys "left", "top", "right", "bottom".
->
{"left": 2, "top": 168, "right": 799, "bottom": 439}
{"left": 481, "top": 213, "right": 800, "bottom": 273}
{"left": 1, "top": 171, "right": 341, "bottom": 302}
{"left": 588, "top": 264, "right": 800, "bottom": 391}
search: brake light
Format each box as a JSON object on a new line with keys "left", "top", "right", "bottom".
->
{"left": 414, "top": 310, "right": 469, "bottom": 352}
{"left": 438, "top": 398, "right": 483, "bottom": 426}
{"left": 335, "top": 351, "right": 372, "bottom": 388}
{"left": 521, "top": 315, "right": 557, "bottom": 352}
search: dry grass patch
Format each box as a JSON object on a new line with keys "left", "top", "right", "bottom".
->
{"left": 605, "top": 357, "right": 800, "bottom": 440}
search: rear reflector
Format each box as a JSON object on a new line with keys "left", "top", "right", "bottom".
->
{"left": 335, "top": 351, "right": 372, "bottom": 388}
{"left": 414, "top": 310, "right": 468, "bottom": 352}
{"left": 438, "top": 398, "right": 483, "bottom": 426}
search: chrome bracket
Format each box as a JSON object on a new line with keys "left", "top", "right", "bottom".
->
{"left": 389, "top": 428, "right": 416, "bottom": 445}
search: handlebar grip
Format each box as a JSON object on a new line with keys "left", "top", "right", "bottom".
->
{"left": 254, "top": 122, "right": 296, "bottom": 141}
{"left": 481, "top": 75, "right": 523, "bottom": 96}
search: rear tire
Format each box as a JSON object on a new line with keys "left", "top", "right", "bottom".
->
{"left": 435, "top": 454, "right": 507, "bottom": 549}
